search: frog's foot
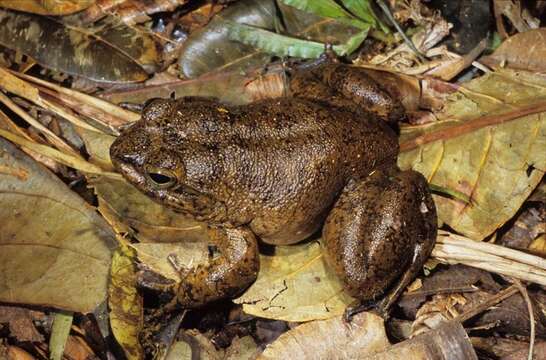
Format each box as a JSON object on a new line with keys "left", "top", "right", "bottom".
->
{"left": 323, "top": 168, "right": 437, "bottom": 319}
{"left": 176, "top": 227, "right": 259, "bottom": 308}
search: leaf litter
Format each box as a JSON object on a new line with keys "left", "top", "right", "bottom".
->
{"left": 0, "top": 0, "right": 545, "bottom": 358}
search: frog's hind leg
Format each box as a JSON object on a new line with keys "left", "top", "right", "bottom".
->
{"left": 289, "top": 64, "right": 405, "bottom": 125}
{"left": 322, "top": 169, "right": 437, "bottom": 319}
{"left": 175, "top": 227, "right": 259, "bottom": 308}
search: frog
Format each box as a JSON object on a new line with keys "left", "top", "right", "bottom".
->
{"left": 109, "top": 63, "right": 437, "bottom": 318}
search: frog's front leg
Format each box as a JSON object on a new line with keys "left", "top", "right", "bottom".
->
{"left": 322, "top": 169, "right": 437, "bottom": 318}
{"left": 176, "top": 226, "right": 259, "bottom": 308}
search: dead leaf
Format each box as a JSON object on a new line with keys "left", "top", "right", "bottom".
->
{"left": 258, "top": 312, "right": 389, "bottom": 359}
{"left": 101, "top": 65, "right": 285, "bottom": 106}
{"left": 235, "top": 241, "right": 353, "bottom": 322}
{"left": 63, "top": 335, "right": 97, "bottom": 360}
{"left": 398, "top": 264, "right": 499, "bottom": 319}
{"left": 132, "top": 242, "right": 208, "bottom": 282}
{"left": 475, "top": 290, "right": 546, "bottom": 338}
{"left": 0, "top": 138, "right": 116, "bottom": 313}
{"left": 225, "top": 336, "right": 261, "bottom": 360}
{"left": 499, "top": 205, "right": 544, "bottom": 251}
{"left": 368, "top": 320, "right": 477, "bottom": 360}
{"left": 399, "top": 68, "right": 546, "bottom": 240}
{"left": 77, "top": 128, "right": 117, "bottom": 171}
{"left": 482, "top": 28, "right": 546, "bottom": 73}
{"left": 5, "top": 345, "right": 36, "bottom": 360}
{"left": 0, "top": 306, "right": 44, "bottom": 342}
{"left": 108, "top": 243, "right": 144, "bottom": 360}
{"left": 530, "top": 234, "right": 546, "bottom": 256}
{"left": 93, "top": 177, "right": 208, "bottom": 244}
{"left": 0, "top": 9, "right": 149, "bottom": 83}
{"left": 70, "top": 0, "right": 190, "bottom": 26}
{"left": 0, "top": 0, "right": 94, "bottom": 15}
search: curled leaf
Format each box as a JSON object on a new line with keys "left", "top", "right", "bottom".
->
{"left": 109, "top": 244, "right": 144, "bottom": 360}
{"left": 259, "top": 312, "right": 388, "bottom": 359}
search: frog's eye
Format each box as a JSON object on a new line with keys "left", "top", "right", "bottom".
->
{"left": 145, "top": 166, "right": 177, "bottom": 189}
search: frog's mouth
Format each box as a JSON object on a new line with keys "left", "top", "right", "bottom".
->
{"left": 115, "top": 162, "right": 228, "bottom": 223}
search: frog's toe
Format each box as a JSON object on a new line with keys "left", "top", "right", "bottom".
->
{"left": 137, "top": 264, "right": 178, "bottom": 293}
{"left": 343, "top": 299, "right": 377, "bottom": 323}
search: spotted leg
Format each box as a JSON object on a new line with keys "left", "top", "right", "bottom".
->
{"left": 175, "top": 226, "right": 259, "bottom": 308}
{"left": 322, "top": 168, "right": 437, "bottom": 320}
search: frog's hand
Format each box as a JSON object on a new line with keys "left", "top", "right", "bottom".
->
{"left": 176, "top": 227, "right": 259, "bottom": 308}
{"left": 322, "top": 169, "right": 437, "bottom": 317}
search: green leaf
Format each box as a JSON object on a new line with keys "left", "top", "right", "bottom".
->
{"left": 226, "top": 22, "right": 323, "bottom": 58}
{"left": 226, "top": 22, "right": 368, "bottom": 58}
{"left": 336, "top": 29, "right": 369, "bottom": 55}
{"left": 178, "top": 0, "right": 364, "bottom": 78}
{"left": 341, "top": 0, "right": 376, "bottom": 24}
{"left": 281, "top": 0, "right": 369, "bottom": 30}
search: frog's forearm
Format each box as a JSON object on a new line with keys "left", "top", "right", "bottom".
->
{"left": 176, "top": 227, "right": 259, "bottom": 307}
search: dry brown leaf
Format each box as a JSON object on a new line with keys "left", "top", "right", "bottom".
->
{"left": 482, "top": 28, "right": 546, "bottom": 73}
{"left": 0, "top": 306, "right": 44, "bottom": 342}
{"left": 0, "top": 138, "right": 116, "bottom": 313}
{"left": 0, "top": 10, "right": 151, "bottom": 83}
{"left": 132, "top": 242, "right": 208, "bottom": 282}
{"left": 93, "top": 177, "right": 208, "bottom": 244}
{"left": 0, "top": 0, "right": 94, "bottom": 15}
{"left": 258, "top": 312, "right": 389, "bottom": 359}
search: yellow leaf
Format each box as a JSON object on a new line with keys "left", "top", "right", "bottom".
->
{"left": 109, "top": 243, "right": 144, "bottom": 360}
{"left": 399, "top": 68, "right": 546, "bottom": 240}
{"left": 235, "top": 241, "right": 353, "bottom": 322}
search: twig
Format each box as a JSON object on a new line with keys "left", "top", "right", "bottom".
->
{"left": 511, "top": 279, "right": 535, "bottom": 360}
{"left": 432, "top": 231, "right": 546, "bottom": 287}
{"left": 400, "top": 100, "right": 546, "bottom": 152}
{"left": 437, "top": 231, "right": 546, "bottom": 270}
{"left": 453, "top": 285, "right": 519, "bottom": 323}
{"left": 375, "top": 0, "right": 426, "bottom": 62}
{"left": 402, "top": 286, "right": 478, "bottom": 298}
{"left": 493, "top": 0, "right": 509, "bottom": 39}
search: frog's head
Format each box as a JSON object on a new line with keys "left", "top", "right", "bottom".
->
{"left": 109, "top": 99, "right": 227, "bottom": 223}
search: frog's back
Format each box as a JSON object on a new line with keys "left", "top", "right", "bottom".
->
{"left": 169, "top": 97, "right": 398, "bottom": 244}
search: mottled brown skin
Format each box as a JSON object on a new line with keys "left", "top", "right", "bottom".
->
{"left": 110, "top": 64, "right": 437, "bottom": 317}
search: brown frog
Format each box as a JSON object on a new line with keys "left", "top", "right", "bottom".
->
{"left": 110, "top": 64, "right": 437, "bottom": 317}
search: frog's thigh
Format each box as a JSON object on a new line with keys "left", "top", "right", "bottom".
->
{"left": 177, "top": 227, "right": 259, "bottom": 308}
{"left": 322, "top": 169, "right": 436, "bottom": 302}
{"left": 324, "top": 65, "right": 404, "bottom": 123}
